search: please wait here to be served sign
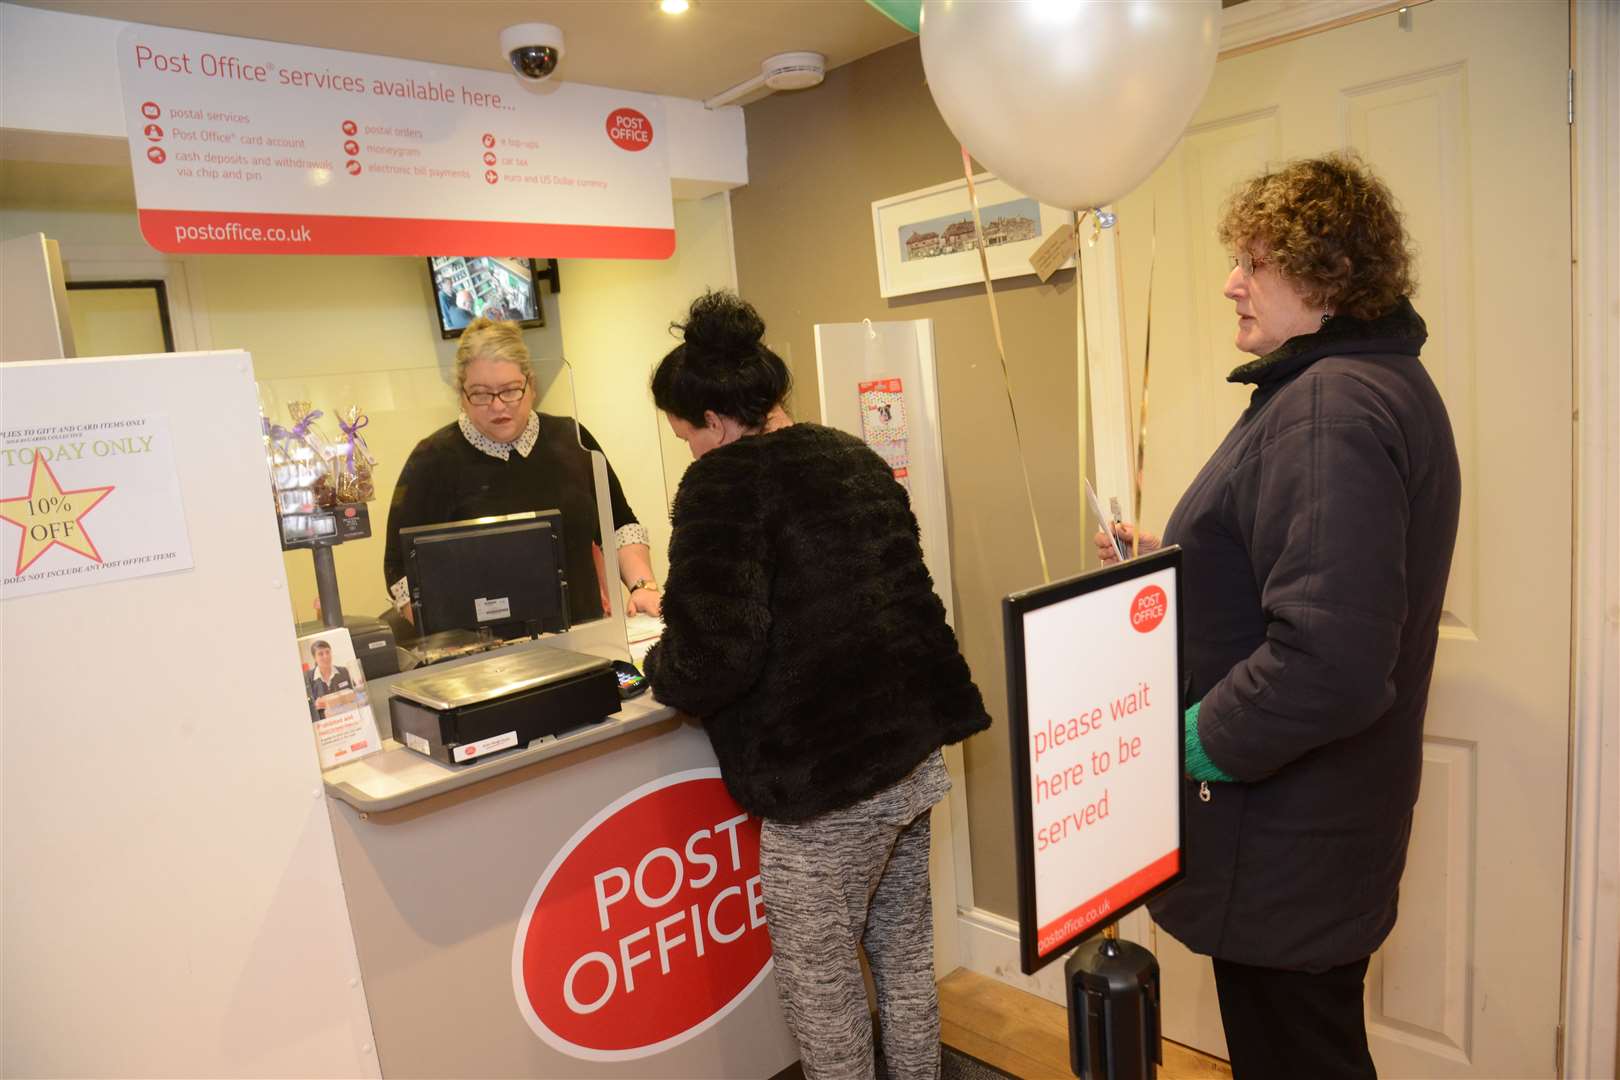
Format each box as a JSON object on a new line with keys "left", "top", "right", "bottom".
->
{"left": 1004, "top": 550, "right": 1183, "bottom": 972}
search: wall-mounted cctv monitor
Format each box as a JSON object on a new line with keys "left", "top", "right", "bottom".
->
{"left": 427, "top": 256, "right": 558, "bottom": 339}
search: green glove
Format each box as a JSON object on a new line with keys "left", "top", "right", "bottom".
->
{"left": 1185, "top": 701, "right": 1235, "bottom": 783}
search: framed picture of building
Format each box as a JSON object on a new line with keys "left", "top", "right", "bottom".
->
{"left": 871, "top": 173, "right": 1075, "bottom": 298}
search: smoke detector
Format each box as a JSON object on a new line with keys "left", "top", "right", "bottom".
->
{"left": 703, "top": 51, "right": 826, "bottom": 109}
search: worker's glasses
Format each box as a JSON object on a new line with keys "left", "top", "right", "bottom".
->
{"left": 463, "top": 380, "right": 528, "bottom": 407}
{"left": 1227, "top": 251, "right": 1271, "bottom": 277}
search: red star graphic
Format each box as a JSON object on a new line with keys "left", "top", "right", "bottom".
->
{"left": 0, "top": 455, "right": 117, "bottom": 576}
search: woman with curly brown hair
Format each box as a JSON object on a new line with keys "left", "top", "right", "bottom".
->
{"left": 1099, "top": 153, "right": 1460, "bottom": 1079}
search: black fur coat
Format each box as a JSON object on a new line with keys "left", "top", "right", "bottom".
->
{"left": 644, "top": 423, "right": 990, "bottom": 821}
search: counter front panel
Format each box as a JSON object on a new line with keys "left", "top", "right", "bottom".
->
{"left": 327, "top": 712, "right": 798, "bottom": 1078}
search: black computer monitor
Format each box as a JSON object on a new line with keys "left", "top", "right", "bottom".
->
{"left": 400, "top": 511, "right": 570, "bottom": 638}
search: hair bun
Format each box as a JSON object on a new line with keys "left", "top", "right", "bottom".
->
{"left": 652, "top": 290, "right": 790, "bottom": 428}
{"left": 678, "top": 290, "right": 765, "bottom": 354}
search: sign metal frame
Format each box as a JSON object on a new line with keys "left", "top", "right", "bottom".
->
{"left": 1003, "top": 546, "right": 1186, "bottom": 974}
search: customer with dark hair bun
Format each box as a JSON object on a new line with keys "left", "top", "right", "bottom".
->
{"left": 645, "top": 291, "right": 990, "bottom": 1080}
{"left": 649, "top": 289, "right": 792, "bottom": 439}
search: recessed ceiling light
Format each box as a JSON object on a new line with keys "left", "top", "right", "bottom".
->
{"left": 660, "top": 0, "right": 690, "bottom": 13}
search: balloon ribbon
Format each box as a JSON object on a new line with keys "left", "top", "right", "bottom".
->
{"left": 1131, "top": 203, "right": 1158, "bottom": 559}
{"left": 1074, "top": 208, "right": 1103, "bottom": 555}
{"left": 961, "top": 146, "right": 1051, "bottom": 584}
{"left": 1078, "top": 205, "right": 1154, "bottom": 562}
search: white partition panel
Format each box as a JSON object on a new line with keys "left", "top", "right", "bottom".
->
{"left": 1, "top": 351, "right": 378, "bottom": 1078}
{"left": 0, "top": 233, "right": 74, "bottom": 362}
{"left": 815, "top": 320, "right": 954, "bottom": 625}
{"left": 814, "top": 318, "right": 974, "bottom": 962}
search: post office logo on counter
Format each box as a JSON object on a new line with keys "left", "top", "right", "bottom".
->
{"left": 512, "top": 769, "right": 773, "bottom": 1060}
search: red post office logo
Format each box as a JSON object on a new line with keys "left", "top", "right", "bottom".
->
{"left": 1130, "top": 585, "right": 1168, "bottom": 634}
{"left": 605, "top": 107, "right": 654, "bottom": 152}
{"left": 512, "top": 769, "right": 773, "bottom": 1060}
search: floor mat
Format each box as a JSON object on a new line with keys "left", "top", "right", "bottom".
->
{"left": 771, "top": 1042, "right": 1024, "bottom": 1080}
{"left": 941, "top": 1042, "right": 1022, "bottom": 1079}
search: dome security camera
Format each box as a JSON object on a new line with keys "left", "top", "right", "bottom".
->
{"left": 501, "top": 23, "right": 565, "bottom": 82}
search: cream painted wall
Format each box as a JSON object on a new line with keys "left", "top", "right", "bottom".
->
{"left": 2, "top": 196, "right": 736, "bottom": 623}
{"left": 210, "top": 255, "right": 564, "bottom": 622}
{"left": 1, "top": 206, "right": 144, "bottom": 245}
{"left": 555, "top": 192, "right": 741, "bottom": 587}
{"left": 0, "top": 207, "right": 481, "bottom": 619}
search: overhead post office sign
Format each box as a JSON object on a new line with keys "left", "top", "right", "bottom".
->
{"left": 115, "top": 25, "right": 675, "bottom": 258}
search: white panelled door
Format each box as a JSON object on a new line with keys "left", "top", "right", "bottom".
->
{"left": 1109, "top": 4, "right": 1573, "bottom": 1078}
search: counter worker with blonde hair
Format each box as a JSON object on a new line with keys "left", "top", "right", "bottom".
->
{"left": 384, "top": 317, "right": 661, "bottom": 628}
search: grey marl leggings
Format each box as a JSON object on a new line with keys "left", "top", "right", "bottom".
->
{"left": 758, "top": 750, "right": 951, "bottom": 1080}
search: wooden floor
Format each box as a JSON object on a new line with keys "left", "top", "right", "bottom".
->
{"left": 939, "top": 968, "right": 1231, "bottom": 1080}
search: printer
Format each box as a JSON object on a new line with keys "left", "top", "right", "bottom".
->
{"left": 389, "top": 644, "right": 619, "bottom": 765}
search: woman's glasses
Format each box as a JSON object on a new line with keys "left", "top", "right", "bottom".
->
{"left": 1227, "top": 251, "right": 1271, "bottom": 276}
{"left": 463, "top": 380, "right": 528, "bottom": 407}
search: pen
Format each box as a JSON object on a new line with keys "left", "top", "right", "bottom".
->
{"left": 1085, "top": 479, "right": 1128, "bottom": 563}
{"left": 1109, "top": 496, "right": 1131, "bottom": 561}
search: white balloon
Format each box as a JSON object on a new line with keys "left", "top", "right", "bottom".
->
{"left": 920, "top": 0, "right": 1221, "bottom": 211}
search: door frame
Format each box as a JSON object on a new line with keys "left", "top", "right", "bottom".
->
{"left": 1561, "top": 3, "right": 1619, "bottom": 1077}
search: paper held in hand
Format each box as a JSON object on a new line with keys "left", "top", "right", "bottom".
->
{"left": 1086, "top": 477, "right": 1128, "bottom": 562}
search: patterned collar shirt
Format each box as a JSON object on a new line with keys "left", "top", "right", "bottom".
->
{"left": 458, "top": 409, "right": 539, "bottom": 461}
